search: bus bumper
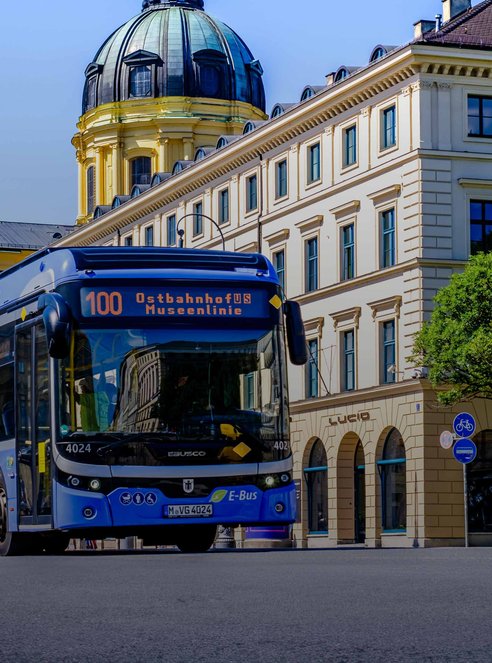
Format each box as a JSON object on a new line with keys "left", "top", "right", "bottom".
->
{"left": 53, "top": 481, "right": 296, "bottom": 529}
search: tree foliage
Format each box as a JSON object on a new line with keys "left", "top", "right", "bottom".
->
{"left": 412, "top": 253, "right": 492, "bottom": 405}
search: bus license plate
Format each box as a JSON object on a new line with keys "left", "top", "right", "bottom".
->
{"left": 166, "top": 504, "right": 213, "bottom": 518}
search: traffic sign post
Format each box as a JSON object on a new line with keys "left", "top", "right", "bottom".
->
{"left": 452, "top": 429, "right": 478, "bottom": 549}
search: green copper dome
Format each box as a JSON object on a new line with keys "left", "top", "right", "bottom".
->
{"left": 82, "top": 0, "right": 265, "bottom": 114}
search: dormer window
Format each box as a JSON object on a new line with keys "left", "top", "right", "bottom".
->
{"left": 271, "top": 105, "right": 284, "bottom": 119}
{"left": 83, "top": 62, "right": 103, "bottom": 113}
{"left": 193, "top": 50, "right": 229, "bottom": 100}
{"left": 123, "top": 50, "right": 161, "bottom": 100}
{"left": 301, "top": 87, "right": 315, "bottom": 102}
{"left": 370, "top": 46, "right": 386, "bottom": 62}
{"left": 86, "top": 77, "right": 97, "bottom": 110}
{"left": 130, "top": 66, "right": 152, "bottom": 98}
{"left": 335, "top": 68, "right": 349, "bottom": 82}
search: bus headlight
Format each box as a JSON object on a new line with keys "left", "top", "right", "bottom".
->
{"left": 89, "top": 479, "right": 102, "bottom": 492}
{"left": 265, "top": 476, "right": 276, "bottom": 488}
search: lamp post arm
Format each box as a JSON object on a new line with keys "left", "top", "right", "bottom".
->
{"left": 176, "top": 213, "right": 226, "bottom": 251}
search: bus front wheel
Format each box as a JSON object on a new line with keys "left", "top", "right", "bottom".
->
{"left": 175, "top": 525, "right": 217, "bottom": 553}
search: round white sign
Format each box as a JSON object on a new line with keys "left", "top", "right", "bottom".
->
{"left": 440, "top": 430, "right": 454, "bottom": 450}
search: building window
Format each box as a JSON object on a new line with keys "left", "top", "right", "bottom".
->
{"left": 306, "top": 339, "right": 319, "bottom": 399}
{"left": 378, "top": 429, "right": 406, "bottom": 532}
{"left": 468, "top": 95, "right": 492, "bottom": 138}
{"left": 382, "top": 106, "right": 396, "bottom": 149}
{"left": 341, "top": 224, "right": 355, "bottom": 281}
{"left": 276, "top": 159, "right": 288, "bottom": 199}
{"left": 124, "top": 236, "right": 133, "bottom": 247}
{"left": 219, "top": 189, "right": 229, "bottom": 225}
{"left": 381, "top": 208, "right": 396, "bottom": 268}
{"left": 144, "top": 225, "right": 154, "bottom": 247}
{"left": 381, "top": 320, "right": 396, "bottom": 384}
{"left": 193, "top": 201, "right": 203, "bottom": 237}
{"left": 244, "top": 373, "right": 255, "bottom": 409}
{"left": 86, "top": 165, "right": 95, "bottom": 216}
{"left": 129, "top": 66, "right": 152, "bottom": 98}
{"left": 305, "top": 237, "right": 318, "bottom": 292}
{"left": 246, "top": 174, "right": 258, "bottom": 213}
{"left": 344, "top": 125, "right": 357, "bottom": 167}
{"left": 131, "top": 157, "right": 152, "bottom": 187}
{"left": 308, "top": 143, "right": 321, "bottom": 184}
{"left": 273, "top": 249, "right": 285, "bottom": 292}
{"left": 304, "top": 440, "right": 328, "bottom": 534}
{"left": 343, "top": 330, "right": 355, "bottom": 392}
{"left": 167, "top": 214, "right": 176, "bottom": 247}
{"left": 470, "top": 200, "right": 492, "bottom": 254}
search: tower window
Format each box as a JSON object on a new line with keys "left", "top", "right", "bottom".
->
{"left": 200, "top": 65, "right": 220, "bottom": 97}
{"left": 86, "top": 77, "right": 97, "bottom": 110}
{"left": 86, "top": 166, "right": 95, "bottom": 216}
{"left": 131, "top": 157, "right": 152, "bottom": 187}
{"left": 130, "top": 66, "right": 152, "bottom": 98}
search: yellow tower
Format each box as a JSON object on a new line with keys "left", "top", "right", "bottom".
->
{"left": 73, "top": 0, "right": 267, "bottom": 225}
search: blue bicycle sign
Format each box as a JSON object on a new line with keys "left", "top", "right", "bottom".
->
{"left": 453, "top": 412, "right": 476, "bottom": 438}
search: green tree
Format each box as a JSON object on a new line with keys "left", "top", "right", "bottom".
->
{"left": 412, "top": 253, "right": 492, "bottom": 405}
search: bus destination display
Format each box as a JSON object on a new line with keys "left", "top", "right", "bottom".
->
{"left": 80, "top": 286, "right": 271, "bottom": 319}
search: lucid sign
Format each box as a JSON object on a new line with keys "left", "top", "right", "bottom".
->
{"left": 328, "top": 412, "right": 371, "bottom": 426}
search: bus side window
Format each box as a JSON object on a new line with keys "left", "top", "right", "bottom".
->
{"left": 0, "top": 363, "right": 14, "bottom": 439}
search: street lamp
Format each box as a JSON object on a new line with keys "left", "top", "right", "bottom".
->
{"left": 176, "top": 213, "right": 226, "bottom": 251}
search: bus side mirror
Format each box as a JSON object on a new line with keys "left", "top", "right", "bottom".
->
{"left": 38, "top": 293, "right": 71, "bottom": 359}
{"left": 284, "top": 300, "right": 308, "bottom": 365}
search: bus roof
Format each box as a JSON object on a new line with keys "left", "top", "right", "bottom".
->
{"left": 0, "top": 247, "right": 278, "bottom": 309}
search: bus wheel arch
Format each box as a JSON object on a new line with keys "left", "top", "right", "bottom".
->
{"left": 0, "top": 474, "right": 26, "bottom": 556}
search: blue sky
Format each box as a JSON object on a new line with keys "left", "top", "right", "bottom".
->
{"left": 0, "top": 0, "right": 437, "bottom": 225}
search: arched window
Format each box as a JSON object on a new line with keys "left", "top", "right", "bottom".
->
{"left": 86, "top": 166, "right": 95, "bottom": 216}
{"left": 301, "top": 87, "right": 314, "bottom": 102}
{"left": 468, "top": 430, "right": 492, "bottom": 533}
{"left": 130, "top": 66, "right": 152, "bottom": 97}
{"left": 304, "top": 439, "right": 328, "bottom": 534}
{"left": 378, "top": 428, "right": 406, "bottom": 532}
{"left": 335, "top": 68, "right": 349, "bottom": 82}
{"left": 271, "top": 105, "right": 284, "bottom": 119}
{"left": 131, "top": 157, "right": 152, "bottom": 187}
{"left": 243, "top": 122, "right": 255, "bottom": 135}
{"left": 370, "top": 47, "right": 386, "bottom": 62}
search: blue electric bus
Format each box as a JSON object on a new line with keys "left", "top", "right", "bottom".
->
{"left": 0, "top": 247, "right": 306, "bottom": 555}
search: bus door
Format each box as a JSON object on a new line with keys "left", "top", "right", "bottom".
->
{"left": 15, "top": 321, "right": 52, "bottom": 527}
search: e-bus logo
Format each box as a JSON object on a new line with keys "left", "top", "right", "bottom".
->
{"left": 227, "top": 490, "right": 258, "bottom": 502}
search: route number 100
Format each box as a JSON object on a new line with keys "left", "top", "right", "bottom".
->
{"left": 85, "top": 291, "right": 123, "bottom": 316}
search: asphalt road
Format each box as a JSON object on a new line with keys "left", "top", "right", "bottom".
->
{"left": 0, "top": 547, "right": 491, "bottom": 663}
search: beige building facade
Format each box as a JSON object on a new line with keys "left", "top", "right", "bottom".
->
{"left": 56, "top": 0, "right": 492, "bottom": 547}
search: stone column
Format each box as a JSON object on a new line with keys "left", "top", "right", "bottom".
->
{"left": 110, "top": 142, "right": 123, "bottom": 197}
{"left": 76, "top": 151, "right": 85, "bottom": 224}
{"left": 95, "top": 147, "right": 105, "bottom": 206}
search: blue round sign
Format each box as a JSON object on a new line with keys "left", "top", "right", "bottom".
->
{"left": 453, "top": 438, "right": 477, "bottom": 464}
{"left": 453, "top": 412, "right": 476, "bottom": 438}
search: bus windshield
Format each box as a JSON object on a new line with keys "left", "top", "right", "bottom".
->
{"left": 57, "top": 327, "right": 289, "bottom": 466}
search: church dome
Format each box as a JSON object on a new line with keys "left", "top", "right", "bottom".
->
{"left": 82, "top": 0, "right": 265, "bottom": 114}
